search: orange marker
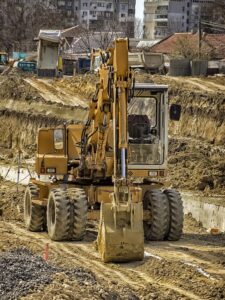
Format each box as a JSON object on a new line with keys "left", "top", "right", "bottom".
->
{"left": 43, "top": 243, "right": 49, "bottom": 261}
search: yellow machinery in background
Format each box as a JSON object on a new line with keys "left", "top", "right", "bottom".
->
{"left": 24, "top": 39, "right": 183, "bottom": 262}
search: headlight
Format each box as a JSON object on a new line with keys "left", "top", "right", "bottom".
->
{"left": 46, "top": 168, "right": 56, "bottom": 173}
{"left": 149, "top": 171, "right": 158, "bottom": 177}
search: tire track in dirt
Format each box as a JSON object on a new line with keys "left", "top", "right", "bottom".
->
{"left": 24, "top": 78, "right": 88, "bottom": 108}
{"left": 170, "top": 77, "right": 215, "bottom": 92}
{"left": 144, "top": 242, "right": 225, "bottom": 277}
{"left": 193, "top": 78, "right": 225, "bottom": 91}
{"left": 3, "top": 221, "right": 203, "bottom": 300}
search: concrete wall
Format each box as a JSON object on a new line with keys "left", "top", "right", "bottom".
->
{"left": 182, "top": 191, "right": 225, "bottom": 232}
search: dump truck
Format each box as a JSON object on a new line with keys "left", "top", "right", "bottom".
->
{"left": 24, "top": 38, "right": 183, "bottom": 262}
{"left": 37, "top": 30, "right": 62, "bottom": 77}
{"left": 92, "top": 51, "right": 165, "bottom": 74}
{"left": 128, "top": 52, "right": 165, "bottom": 73}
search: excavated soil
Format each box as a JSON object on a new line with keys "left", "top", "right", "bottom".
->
{"left": 1, "top": 72, "right": 225, "bottom": 193}
{"left": 0, "top": 180, "right": 225, "bottom": 300}
{"left": 52, "top": 74, "right": 98, "bottom": 100}
{"left": 0, "top": 72, "right": 225, "bottom": 299}
{"left": 168, "top": 137, "right": 225, "bottom": 194}
{"left": 0, "top": 72, "right": 88, "bottom": 151}
{"left": 1, "top": 71, "right": 225, "bottom": 193}
{"left": 148, "top": 74, "right": 225, "bottom": 145}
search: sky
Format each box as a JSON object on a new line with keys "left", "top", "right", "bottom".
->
{"left": 135, "top": 0, "right": 144, "bottom": 20}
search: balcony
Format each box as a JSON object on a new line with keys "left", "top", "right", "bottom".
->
{"left": 153, "top": 18, "right": 168, "bottom": 22}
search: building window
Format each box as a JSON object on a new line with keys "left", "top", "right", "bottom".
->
{"left": 97, "top": 2, "right": 105, "bottom": 7}
{"left": 58, "top": 0, "right": 66, "bottom": 6}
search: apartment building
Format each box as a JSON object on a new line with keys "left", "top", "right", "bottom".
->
{"left": 144, "top": 0, "right": 214, "bottom": 40}
{"left": 56, "top": 0, "right": 136, "bottom": 37}
{"left": 168, "top": 0, "right": 214, "bottom": 34}
{"left": 143, "top": 0, "right": 169, "bottom": 39}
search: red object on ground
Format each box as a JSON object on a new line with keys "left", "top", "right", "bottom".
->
{"left": 43, "top": 243, "right": 49, "bottom": 261}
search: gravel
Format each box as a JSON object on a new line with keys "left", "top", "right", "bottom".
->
{"left": 0, "top": 247, "right": 97, "bottom": 300}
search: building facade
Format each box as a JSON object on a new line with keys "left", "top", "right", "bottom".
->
{"left": 168, "top": 0, "right": 214, "bottom": 34}
{"left": 144, "top": 0, "right": 215, "bottom": 40}
{"left": 143, "top": 0, "right": 169, "bottom": 40}
{"left": 56, "top": 0, "right": 136, "bottom": 37}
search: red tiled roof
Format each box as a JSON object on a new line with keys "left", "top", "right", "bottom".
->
{"left": 150, "top": 33, "right": 225, "bottom": 59}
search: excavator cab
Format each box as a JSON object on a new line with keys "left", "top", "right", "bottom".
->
{"left": 128, "top": 84, "right": 168, "bottom": 166}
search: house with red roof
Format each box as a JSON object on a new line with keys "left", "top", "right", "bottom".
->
{"left": 148, "top": 33, "right": 225, "bottom": 60}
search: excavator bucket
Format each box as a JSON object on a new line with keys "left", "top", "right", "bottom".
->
{"left": 97, "top": 196, "right": 144, "bottom": 263}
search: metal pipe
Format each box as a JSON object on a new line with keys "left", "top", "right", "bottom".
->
{"left": 121, "top": 148, "right": 126, "bottom": 178}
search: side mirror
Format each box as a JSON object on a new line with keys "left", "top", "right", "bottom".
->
{"left": 170, "top": 104, "right": 181, "bottom": 121}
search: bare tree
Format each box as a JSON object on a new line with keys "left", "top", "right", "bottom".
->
{"left": 73, "top": 21, "right": 125, "bottom": 54}
{"left": 0, "top": 0, "right": 67, "bottom": 52}
{"left": 134, "top": 18, "right": 143, "bottom": 39}
{"left": 172, "top": 35, "right": 211, "bottom": 60}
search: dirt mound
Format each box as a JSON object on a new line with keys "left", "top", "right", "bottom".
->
{"left": 0, "top": 182, "right": 25, "bottom": 222}
{"left": 168, "top": 137, "right": 225, "bottom": 194}
{"left": 150, "top": 75, "right": 225, "bottom": 145}
{"left": 136, "top": 255, "right": 225, "bottom": 300}
{"left": 53, "top": 74, "right": 97, "bottom": 100}
{"left": 0, "top": 74, "right": 43, "bottom": 102}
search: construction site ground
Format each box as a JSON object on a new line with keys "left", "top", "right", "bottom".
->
{"left": 0, "top": 70, "right": 225, "bottom": 299}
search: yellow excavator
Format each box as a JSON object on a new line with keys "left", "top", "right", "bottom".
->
{"left": 24, "top": 39, "right": 183, "bottom": 262}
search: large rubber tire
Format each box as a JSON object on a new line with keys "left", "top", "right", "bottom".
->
{"left": 47, "top": 188, "right": 87, "bottom": 241}
{"left": 143, "top": 189, "right": 169, "bottom": 241}
{"left": 24, "top": 183, "right": 45, "bottom": 232}
{"left": 164, "top": 189, "right": 183, "bottom": 241}
{"left": 67, "top": 188, "right": 88, "bottom": 241}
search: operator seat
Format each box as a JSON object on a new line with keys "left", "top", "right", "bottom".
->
{"left": 128, "top": 114, "right": 153, "bottom": 144}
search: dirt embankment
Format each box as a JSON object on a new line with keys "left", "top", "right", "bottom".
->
{"left": 151, "top": 75, "right": 225, "bottom": 146}
{"left": 1, "top": 72, "right": 225, "bottom": 194}
{"left": 168, "top": 137, "right": 225, "bottom": 194}
{"left": 0, "top": 73, "right": 89, "bottom": 152}
{"left": 52, "top": 74, "right": 97, "bottom": 100}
